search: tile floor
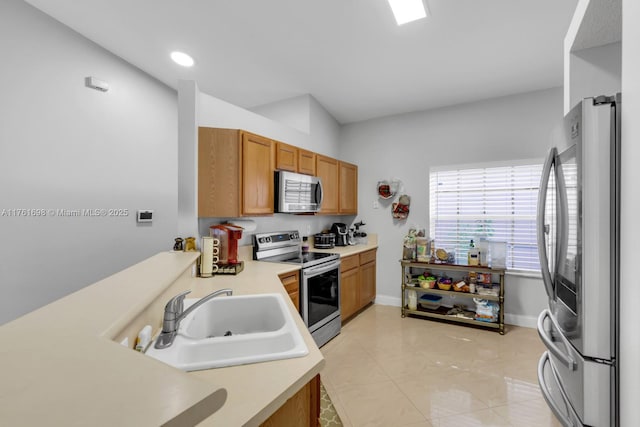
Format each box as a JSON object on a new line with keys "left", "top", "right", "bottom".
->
{"left": 320, "top": 304, "right": 561, "bottom": 427}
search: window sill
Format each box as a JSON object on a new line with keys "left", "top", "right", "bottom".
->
{"left": 505, "top": 270, "right": 542, "bottom": 279}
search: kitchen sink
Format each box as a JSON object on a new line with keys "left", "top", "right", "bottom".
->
{"left": 145, "top": 293, "right": 308, "bottom": 371}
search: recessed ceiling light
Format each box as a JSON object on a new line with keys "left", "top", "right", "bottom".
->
{"left": 170, "top": 51, "right": 194, "bottom": 67}
{"left": 387, "top": 0, "right": 428, "bottom": 25}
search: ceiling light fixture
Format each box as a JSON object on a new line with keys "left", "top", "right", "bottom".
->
{"left": 387, "top": 0, "right": 428, "bottom": 25}
{"left": 170, "top": 51, "right": 194, "bottom": 67}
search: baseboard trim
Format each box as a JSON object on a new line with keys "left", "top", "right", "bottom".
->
{"left": 374, "top": 295, "right": 536, "bottom": 328}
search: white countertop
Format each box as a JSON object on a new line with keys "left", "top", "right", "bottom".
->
{"left": 0, "top": 234, "right": 378, "bottom": 426}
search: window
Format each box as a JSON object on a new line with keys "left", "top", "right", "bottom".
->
{"left": 429, "top": 161, "right": 543, "bottom": 272}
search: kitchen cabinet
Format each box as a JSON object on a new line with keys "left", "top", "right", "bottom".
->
{"left": 316, "top": 155, "right": 339, "bottom": 214}
{"left": 279, "top": 271, "right": 300, "bottom": 312}
{"left": 260, "top": 374, "right": 320, "bottom": 427}
{"left": 340, "top": 249, "right": 377, "bottom": 322}
{"left": 198, "top": 127, "right": 275, "bottom": 217}
{"left": 340, "top": 255, "right": 360, "bottom": 320}
{"left": 400, "top": 260, "right": 505, "bottom": 334}
{"left": 359, "top": 249, "right": 376, "bottom": 306}
{"left": 242, "top": 132, "right": 276, "bottom": 215}
{"left": 298, "top": 149, "right": 316, "bottom": 175}
{"left": 276, "top": 141, "right": 298, "bottom": 172}
{"left": 277, "top": 143, "right": 317, "bottom": 177}
{"left": 316, "top": 156, "right": 359, "bottom": 215}
{"left": 338, "top": 161, "right": 358, "bottom": 215}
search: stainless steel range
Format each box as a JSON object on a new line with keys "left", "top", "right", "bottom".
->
{"left": 253, "top": 230, "right": 341, "bottom": 347}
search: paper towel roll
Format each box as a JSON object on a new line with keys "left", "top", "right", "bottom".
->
{"left": 201, "top": 237, "right": 214, "bottom": 277}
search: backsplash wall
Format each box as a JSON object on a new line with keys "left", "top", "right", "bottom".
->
{"left": 198, "top": 214, "right": 357, "bottom": 247}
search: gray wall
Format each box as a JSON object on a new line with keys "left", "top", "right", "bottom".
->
{"left": 339, "top": 88, "right": 563, "bottom": 326}
{"left": 0, "top": 0, "right": 178, "bottom": 324}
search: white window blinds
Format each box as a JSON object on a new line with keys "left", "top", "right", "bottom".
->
{"left": 429, "top": 162, "right": 543, "bottom": 272}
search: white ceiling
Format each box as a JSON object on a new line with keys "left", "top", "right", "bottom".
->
{"left": 25, "top": 0, "right": 578, "bottom": 124}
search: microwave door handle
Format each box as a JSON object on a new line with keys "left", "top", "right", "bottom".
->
{"left": 537, "top": 309, "right": 576, "bottom": 371}
{"left": 537, "top": 147, "right": 556, "bottom": 300}
{"left": 316, "top": 179, "right": 324, "bottom": 208}
{"left": 538, "top": 352, "right": 578, "bottom": 427}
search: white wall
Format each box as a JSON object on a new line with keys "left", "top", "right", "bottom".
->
{"left": 0, "top": 0, "right": 178, "bottom": 324}
{"left": 569, "top": 42, "right": 622, "bottom": 109}
{"left": 250, "top": 95, "right": 312, "bottom": 134}
{"left": 619, "top": 0, "right": 640, "bottom": 423}
{"left": 339, "top": 88, "right": 563, "bottom": 326}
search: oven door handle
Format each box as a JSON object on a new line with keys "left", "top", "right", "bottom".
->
{"left": 303, "top": 260, "right": 340, "bottom": 277}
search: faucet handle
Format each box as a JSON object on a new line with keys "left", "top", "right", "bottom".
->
{"left": 165, "top": 290, "right": 191, "bottom": 315}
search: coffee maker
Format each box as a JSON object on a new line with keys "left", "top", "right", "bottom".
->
{"left": 330, "top": 223, "right": 350, "bottom": 246}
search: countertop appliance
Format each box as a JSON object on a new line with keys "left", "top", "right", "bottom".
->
{"left": 314, "top": 232, "right": 335, "bottom": 249}
{"left": 536, "top": 94, "right": 620, "bottom": 427}
{"left": 330, "top": 223, "right": 350, "bottom": 246}
{"left": 275, "top": 171, "right": 323, "bottom": 213}
{"left": 253, "top": 230, "right": 341, "bottom": 347}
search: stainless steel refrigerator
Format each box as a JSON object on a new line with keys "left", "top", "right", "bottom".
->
{"left": 536, "top": 94, "right": 620, "bottom": 427}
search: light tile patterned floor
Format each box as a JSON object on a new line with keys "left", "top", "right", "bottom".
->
{"left": 320, "top": 304, "right": 561, "bottom": 427}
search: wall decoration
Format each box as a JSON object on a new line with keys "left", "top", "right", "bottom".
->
{"left": 392, "top": 194, "right": 411, "bottom": 219}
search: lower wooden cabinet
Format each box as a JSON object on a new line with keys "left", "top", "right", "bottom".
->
{"left": 359, "top": 249, "right": 376, "bottom": 307}
{"left": 340, "top": 249, "right": 377, "bottom": 322}
{"left": 279, "top": 271, "right": 300, "bottom": 312}
{"left": 260, "top": 374, "right": 321, "bottom": 427}
{"left": 340, "top": 263, "right": 360, "bottom": 320}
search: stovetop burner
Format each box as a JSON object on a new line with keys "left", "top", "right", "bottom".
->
{"left": 253, "top": 231, "right": 339, "bottom": 268}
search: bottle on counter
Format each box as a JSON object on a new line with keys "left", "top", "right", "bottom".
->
{"left": 301, "top": 236, "right": 310, "bottom": 253}
{"left": 468, "top": 239, "right": 479, "bottom": 266}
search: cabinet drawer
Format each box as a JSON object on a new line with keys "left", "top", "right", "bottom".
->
{"left": 359, "top": 249, "right": 377, "bottom": 265}
{"left": 341, "top": 254, "right": 359, "bottom": 272}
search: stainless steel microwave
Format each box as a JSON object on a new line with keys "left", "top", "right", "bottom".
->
{"left": 275, "top": 170, "right": 323, "bottom": 213}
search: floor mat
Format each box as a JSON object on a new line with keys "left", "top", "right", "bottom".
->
{"left": 320, "top": 383, "right": 343, "bottom": 427}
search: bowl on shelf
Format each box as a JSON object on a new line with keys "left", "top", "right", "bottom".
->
{"left": 437, "top": 277, "right": 453, "bottom": 291}
{"left": 419, "top": 294, "right": 443, "bottom": 310}
{"left": 419, "top": 277, "right": 437, "bottom": 289}
{"left": 437, "top": 282, "right": 452, "bottom": 291}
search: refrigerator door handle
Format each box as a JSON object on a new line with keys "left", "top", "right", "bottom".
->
{"left": 537, "top": 147, "right": 557, "bottom": 301}
{"left": 538, "top": 352, "right": 581, "bottom": 427}
{"left": 537, "top": 309, "right": 576, "bottom": 371}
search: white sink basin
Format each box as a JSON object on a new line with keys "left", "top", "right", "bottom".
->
{"left": 145, "top": 293, "right": 308, "bottom": 371}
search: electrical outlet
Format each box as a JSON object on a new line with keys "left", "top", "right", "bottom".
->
{"left": 306, "top": 224, "right": 311, "bottom": 236}
{"left": 373, "top": 200, "right": 380, "bottom": 209}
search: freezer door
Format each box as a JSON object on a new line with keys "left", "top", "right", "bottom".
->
{"left": 538, "top": 309, "right": 613, "bottom": 426}
{"left": 538, "top": 352, "right": 583, "bottom": 427}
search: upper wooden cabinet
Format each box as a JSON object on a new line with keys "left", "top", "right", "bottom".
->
{"left": 275, "top": 141, "right": 298, "bottom": 172}
{"left": 316, "top": 156, "right": 358, "bottom": 215}
{"left": 198, "top": 127, "right": 275, "bottom": 217}
{"left": 298, "top": 149, "right": 316, "bottom": 176}
{"left": 276, "top": 142, "right": 317, "bottom": 176}
{"left": 339, "top": 161, "right": 358, "bottom": 215}
{"left": 242, "top": 132, "right": 276, "bottom": 215}
{"left": 316, "top": 155, "right": 339, "bottom": 214}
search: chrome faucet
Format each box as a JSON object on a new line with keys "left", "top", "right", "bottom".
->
{"left": 154, "top": 288, "right": 233, "bottom": 349}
